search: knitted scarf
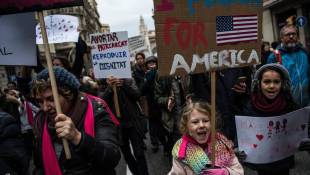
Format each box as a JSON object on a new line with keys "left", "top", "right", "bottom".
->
{"left": 172, "top": 133, "right": 234, "bottom": 175}
{"left": 251, "top": 93, "right": 287, "bottom": 114}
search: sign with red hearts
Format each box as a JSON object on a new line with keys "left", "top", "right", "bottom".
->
{"left": 235, "top": 108, "right": 309, "bottom": 164}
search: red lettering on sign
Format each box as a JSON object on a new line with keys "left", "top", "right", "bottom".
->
{"left": 177, "top": 22, "right": 191, "bottom": 49}
{"left": 163, "top": 17, "right": 208, "bottom": 49}
{"left": 164, "top": 17, "right": 177, "bottom": 46}
{"left": 193, "top": 22, "right": 208, "bottom": 48}
{"left": 156, "top": 0, "right": 174, "bottom": 11}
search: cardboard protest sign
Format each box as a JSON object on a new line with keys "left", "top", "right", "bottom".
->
{"left": 90, "top": 31, "right": 132, "bottom": 79}
{"left": 36, "top": 15, "right": 79, "bottom": 44}
{"left": 153, "top": 0, "right": 263, "bottom": 76}
{"left": 235, "top": 108, "right": 309, "bottom": 164}
{"left": 0, "top": 0, "right": 83, "bottom": 15}
{"left": 0, "top": 13, "right": 37, "bottom": 66}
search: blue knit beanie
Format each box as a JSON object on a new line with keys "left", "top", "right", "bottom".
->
{"left": 36, "top": 67, "right": 80, "bottom": 90}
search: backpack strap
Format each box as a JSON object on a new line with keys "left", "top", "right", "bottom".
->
{"left": 274, "top": 50, "right": 282, "bottom": 64}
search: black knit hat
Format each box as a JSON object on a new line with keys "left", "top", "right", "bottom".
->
{"left": 36, "top": 67, "right": 80, "bottom": 90}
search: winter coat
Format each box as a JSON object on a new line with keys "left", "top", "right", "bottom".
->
{"left": 100, "top": 79, "right": 147, "bottom": 138}
{"left": 0, "top": 110, "right": 29, "bottom": 175}
{"left": 154, "top": 75, "right": 188, "bottom": 133}
{"left": 267, "top": 44, "right": 310, "bottom": 107}
{"left": 32, "top": 93, "right": 120, "bottom": 175}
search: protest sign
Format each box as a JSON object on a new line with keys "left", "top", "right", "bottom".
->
{"left": 153, "top": 0, "right": 263, "bottom": 76}
{"left": 0, "top": 0, "right": 83, "bottom": 15}
{"left": 235, "top": 108, "right": 309, "bottom": 164}
{"left": 90, "top": 31, "right": 132, "bottom": 79}
{"left": 0, "top": 12, "right": 36, "bottom": 66}
{"left": 36, "top": 15, "right": 79, "bottom": 44}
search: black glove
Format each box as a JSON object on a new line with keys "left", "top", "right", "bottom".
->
{"left": 299, "top": 140, "right": 310, "bottom": 151}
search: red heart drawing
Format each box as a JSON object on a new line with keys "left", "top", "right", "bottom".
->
{"left": 253, "top": 144, "right": 257, "bottom": 148}
{"left": 256, "top": 134, "right": 264, "bottom": 141}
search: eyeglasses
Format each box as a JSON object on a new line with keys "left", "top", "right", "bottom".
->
{"left": 284, "top": 32, "right": 297, "bottom": 37}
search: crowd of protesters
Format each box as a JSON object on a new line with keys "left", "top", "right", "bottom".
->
{"left": 1, "top": 24, "right": 310, "bottom": 175}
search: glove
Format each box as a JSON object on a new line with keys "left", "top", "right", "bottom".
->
{"left": 298, "top": 140, "right": 310, "bottom": 151}
{"left": 201, "top": 168, "right": 229, "bottom": 175}
{"left": 234, "top": 149, "right": 247, "bottom": 163}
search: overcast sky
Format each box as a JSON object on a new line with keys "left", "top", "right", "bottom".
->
{"left": 97, "top": 0, "right": 155, "bottom": 37}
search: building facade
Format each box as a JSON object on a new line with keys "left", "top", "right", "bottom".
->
{"left": 128, "top": 16, "right": 156, "bottom": 61}
{"left": 263, "top": 0, "right": 310, "bottom": 49}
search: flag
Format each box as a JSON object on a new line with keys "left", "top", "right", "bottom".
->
{"left": 216, "top": 15, "right": 258, "bottom": 45}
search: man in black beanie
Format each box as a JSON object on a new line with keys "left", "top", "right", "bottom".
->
{"left": 31, "top": 67, "right": 120, "bottom": 175}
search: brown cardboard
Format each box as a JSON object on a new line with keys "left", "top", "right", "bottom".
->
{"left": 154, "top": 0, "right": 263, "bottom": 76}
{"left": 0, "top": 0, "right": 83, "bottom": 15}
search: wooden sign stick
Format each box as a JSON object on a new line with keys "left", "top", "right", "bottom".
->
{"left": 112, "top": 84, "right": 121, "bottom": 118}
{"left": 210, "top": 71, "right": 216, "bottom": 167}
{"left": 38, "top": 11, "right": 71, "bottom": 159}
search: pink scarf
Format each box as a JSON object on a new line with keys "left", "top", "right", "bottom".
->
{"left": 42, "top": 94, "right": 115, "bottom": 175}
{"left": 24, "top": 101, "right": 34, "bottom": 126}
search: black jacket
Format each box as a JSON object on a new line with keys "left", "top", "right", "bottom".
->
{"left": 100, "top": 79, "right": 146, "bottom": 138}
{"left": 32, "top": 93, "right": 120, "bottom": 175}
{"left": 0, "top": 110, "right": 29, "bottom": 175}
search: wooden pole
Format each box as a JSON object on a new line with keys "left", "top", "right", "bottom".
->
{"left": 112, "top": 84, "right": 121, "bottom": 118}
{"left": 210, "top": 71, "right": 216, "bottom": 167}
{"left": 38, "top": 11, "right": 71, "bottom": 159}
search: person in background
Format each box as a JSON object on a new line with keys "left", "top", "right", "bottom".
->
{"left": 140, "top": 56, "right": 168, "bottom": 153}
{"left": 236, "top": 63, "right": 310, "bottom": 175}
{"left": 100, "top": 76, "right": 149, "bottom": 175}
{"left": 155, "top": 74, "right": 189, "bottom": 162}
{"left": 31, "top": 67, "right": 120, "bottom": 175}
{"left": 52, "top": 57, "right": 72, "bottom": 72}
{"left": 260, "top": 41, "right": 272, "bottom": 67}
{"left": 133, "top": 52, "right": 147, "bottom": 90}
{"left": 0, "top": 90, "right": 29, "bottom": 175}
{"left": 169, "top": 101, "right": 243, "bottom": 175}
{"left": 268, "top": 24, "right": 310, "bottom": 107}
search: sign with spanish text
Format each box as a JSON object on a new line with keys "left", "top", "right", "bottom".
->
{"left": 0, "top": 13, "right": 37, "bottom": 66}
{"left": 0, "top": 0, "right": 83, "bottom": 15}
{"left": 235, "top": 108, "right": 309, "bottom": 164}
{"left": 153, "top": 0, "right": 263, "bottom": 76}
{"left": 90, "top": 31, "right": 132, "bottom": 79}
{"left": 36, "top": 15, "right": 79, "bottom": 44}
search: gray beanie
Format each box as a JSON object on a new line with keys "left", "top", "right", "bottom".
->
{"left": 145, "top": 56, "right": 157, "bottom": 63}
{"left": 36, "top": 67, "right": 80, "bottom": 91}
{"left": 252, "top": 63, "right": 291, "bottom": 93}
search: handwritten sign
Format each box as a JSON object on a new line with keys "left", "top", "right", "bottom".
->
{"left": 0, "top": 13, "right": 36, "bottom": 66}
{"left": 153, "top": 0, "right": 263, "bottom": 76}
{"left": 90, "top": 31, "right": 132, "bottom": 79}
{"left": 235, "top": 108, "right": 309, "bottom": 164}
{"left": 36, "top": 15, "right": 79, "bottom": 44}
{"left": 0, "top": 0, "right": 83, "bottom": 15}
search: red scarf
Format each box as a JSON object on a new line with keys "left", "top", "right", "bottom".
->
{"left": 251, "top": 93, "right": 287, "bottom": 114}
{"left": 42, "top": 95, "right": 96, "bottom": 175}
{"left": 24, "top": 101, "right": 34, "bottom": 126}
